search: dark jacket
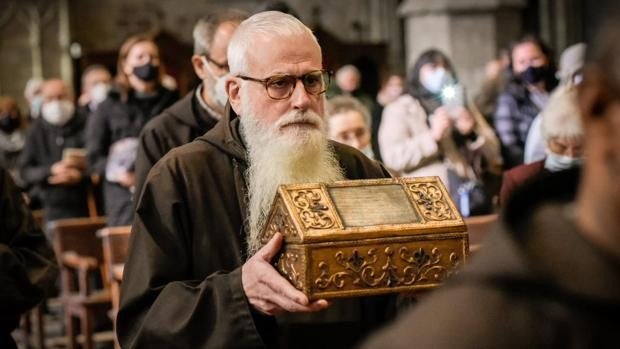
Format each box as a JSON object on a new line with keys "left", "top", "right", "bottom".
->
{"left": 500, "top": 159, "right": 547, "bottom": 205}
{"left": 0, "top": 167, "right": 58, "bottom": 349}
{"left": 117, "top": 108, "right": 396, "bottom": 349}
{"left": 19, "top": 113, "right": 89, "bottom": 221}
{"left": 134, "top": 88, "right": 219, "bottom": 198}
{"left": 86, "top": 86, "right": 178, "bottom": 226}
{"left": 493, "top": 81, "right": 544, "bottom": 169}
{"left": 364, "top": 168, "right": 620, "bottom": 348}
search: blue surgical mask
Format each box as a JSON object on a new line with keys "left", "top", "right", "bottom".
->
{"left": 544, "top": 153, "right": 582, "bottom": 172}
{"left": 421, "top": 67, "right": 454, "bottom": 94}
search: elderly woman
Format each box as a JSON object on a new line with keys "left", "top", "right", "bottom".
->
{"left": 326, "top": 95, "right": 374, "bottom": 158}
{"left": 500, "top": 84, "right": 583, "bottom": 204}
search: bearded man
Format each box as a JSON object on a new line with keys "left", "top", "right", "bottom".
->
{"left": 117, "top": 11, "right": 394, "bottom": 349}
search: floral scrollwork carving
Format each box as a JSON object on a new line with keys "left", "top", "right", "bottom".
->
{"left": 314, "top": 245, "right": 461, "bottom": 290}
{"left": 290, "top": 189, "right": 336, "bottom": 229}
{"left": 406, "top": 183, "right": 454, "bottom": 221}
{"left": 278, "top": 251, "right": 304, "bottom": 290}
{"left": 262, "top": 201, "right": 300, "bottom": 244}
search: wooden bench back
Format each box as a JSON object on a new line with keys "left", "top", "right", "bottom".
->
{"left": 47, "top": 217, "right": 108, "bottom": 264}
{"left": 465, "top": 213, "right": 499, "bottom": 250}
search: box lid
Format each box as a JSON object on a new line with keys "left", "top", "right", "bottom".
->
{"left": 261, "top": 177, "right": 465, "bottom": 244}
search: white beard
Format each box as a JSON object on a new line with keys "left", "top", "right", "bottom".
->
{"left": 240, "top": 94, "right": 345, "bottom": 257}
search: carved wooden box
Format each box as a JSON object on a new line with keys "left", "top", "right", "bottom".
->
{"left": 260, "top": 177, "right": 469, "bottom": 300}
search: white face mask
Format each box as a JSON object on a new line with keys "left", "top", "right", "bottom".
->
{"left": 544, "top": 152, "right": 582, "bottom": 172}
{"left": 41, "top": 100, "right": 75, "bottom": 126}
{"left": 421, "top": 67, "right": 453, "bottom": 94}
{"left": 90, "top": 83, "right": 111, "bottom": 105}
{"left": 202, "top": 57, "right": 229, "bottom": 108}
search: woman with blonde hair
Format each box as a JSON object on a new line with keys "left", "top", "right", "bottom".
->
{"left": 86, "top": 34, "right": 178, "bottom": 226}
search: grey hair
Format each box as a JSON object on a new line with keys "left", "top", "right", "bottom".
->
{"left": 541, "top": 85, "right": 583, "bottom": 141}
{"left": 227, "top": 11, "right": 320, "bottom": 75}
{"left": 326, "top": 95, "right": 371, "bottom": 127}
{"left": 193, "top": 9, "right": 248, "bottom": 56}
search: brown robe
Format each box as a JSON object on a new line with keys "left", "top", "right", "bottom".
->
{"left": 363, "top": 168, "right": 620, "bottom": 348}
{"left": 134, "top": 88, "right": 219, "bottom": 199}
{"left": 117, "top": 108, "right": 396, "bottom": 348}
{"left": 0, "top": 167, "right": 58, "bottom": 348}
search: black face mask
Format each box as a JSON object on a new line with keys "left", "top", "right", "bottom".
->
{"left": 0, "top": 114, "right": 20, "bottom": 134}
{"left": 133, "top": 63, "right": 159, "bottom": 82}
{"left": 521, "top": 65, "right": 549, "bottom": 84}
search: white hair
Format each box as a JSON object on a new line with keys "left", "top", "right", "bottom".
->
{"left": 227, "top": 11, "right": 320, "bottom": 75}
{"left": 541, "top": 85, "right": 584, "bottom": 141}
{"left": 327, "top": 95, "right": 372, "bottom": 127}
{"left": 192, "top": 9, "right": 247, "bottom": 55}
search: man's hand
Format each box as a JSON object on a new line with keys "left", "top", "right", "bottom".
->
{"left": 242, "top": 233, "right": 329, "bottom": 316}
{"left": 117, "top": 171, "right": 136, "bottom": 188}
{"left": 48, "top": 167, "right": 82, "bottom": 185}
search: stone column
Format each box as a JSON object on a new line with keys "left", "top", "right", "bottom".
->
{"left": 398, "top": 0, "right": 526, "bottom": 95}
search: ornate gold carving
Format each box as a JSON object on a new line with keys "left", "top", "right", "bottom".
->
{"left": 278, "top": 251, "right": 304, "bottom": 290}
{"left": 314, "top": 246, "right": 461, "bottom": 290}
{"left": 262, "top": 199, "right": 300, "bottom": 244}
{"left": 406, "top": 182, "right": 454, "bottom": 221}
{"left": 290, "top": 189, "right": 336, "bottom": 229}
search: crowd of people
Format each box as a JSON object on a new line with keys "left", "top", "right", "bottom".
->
{"left": 1, "top": 3, "right": 618, "bottom": 349}
{"left": 0, "top": 9, "right": 587, "bottom": 224}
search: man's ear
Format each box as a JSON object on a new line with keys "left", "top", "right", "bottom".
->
{"left": 191, "top": 54, "right": 208, "bottom": 81}
{"left": 226, "top": 77, "right": 242, "bottom": 115}
{"left": 579, "top": 65, "right": 610, "bottom": 122}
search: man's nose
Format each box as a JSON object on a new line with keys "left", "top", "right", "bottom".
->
{"left": 290, "top": 80, "right": 312, "bottom": 110}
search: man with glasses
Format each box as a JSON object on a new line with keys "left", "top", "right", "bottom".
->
{"left": 134, "top": 9, "right": 248, "bottom": 196}
{"left": 118, "top": 11, "right": 394, "bottom": 348}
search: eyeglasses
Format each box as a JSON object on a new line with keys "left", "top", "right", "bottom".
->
{"left": 202, "top": 54, "right": 229, "bottom": 72}
{"left": 236, "top": 70, "right": 331, "bottom": 100}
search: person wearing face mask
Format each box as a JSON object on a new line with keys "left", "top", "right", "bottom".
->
{"left": 523, "top": 43, "right": 586, "bottom": 164}
{"left": 0, "top": 97, "right": 26, "bottom": 186}
{"left": 379, "top": 49, "right": 502, "bottom": 214}
{"left": 500, "top": 84, "right": 583, "bottom": 204}
{"left": 18, "top": 79, "right": 90, "bottom": 221}
{"left": 78, "top": 64, "right": 112, "bottom": 115}
{"left": 86, "top": 34, "right": 178, "bottom": 227}
{"left": 494, "top": 35, "right": 558, "bottom": 169}
{"left": 134, "top": 10, "right": 247, "bottom": 198}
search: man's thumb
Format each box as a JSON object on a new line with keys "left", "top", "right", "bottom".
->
{"left": 258, "top": 232, "right": 283, "bottom": 262}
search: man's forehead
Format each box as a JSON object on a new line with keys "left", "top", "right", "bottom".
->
{"left": 245, "top": 33, "right": 322, "bottom": 75}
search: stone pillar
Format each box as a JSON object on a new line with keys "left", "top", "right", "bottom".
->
{"left": 398, "top": 0, "right": 526, "bottom": 95}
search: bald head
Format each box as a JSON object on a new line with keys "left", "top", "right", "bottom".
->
{"left": 41, "top": 79, "right": 73, "bottom": 103}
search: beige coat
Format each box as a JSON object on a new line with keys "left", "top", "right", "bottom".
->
{"left": 378, "top": 94, "right": 501, "bottom": 186}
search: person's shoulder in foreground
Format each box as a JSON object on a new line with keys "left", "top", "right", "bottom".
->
{"left": 363, "top": 13, "right": 620, "bottom": 347}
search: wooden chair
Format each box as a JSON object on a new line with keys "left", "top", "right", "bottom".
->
{"left": 97, "top": 226, "right": 131, "bottom": 349}
{"left": 19, "top": 210, "right": 46, "bottom": 348}
{"left": 465, "top": 213, "right": 499, "bottom": 253}
{"left": 47, "top": 217, "right": 111, "bottom": 349}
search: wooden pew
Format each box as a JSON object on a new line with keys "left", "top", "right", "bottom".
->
{"left": 97, "top": 226, "right": 131, "bottom": 349}
{"left": 47, "top": 217, "right": 111, "bottom": 349}
{"left": 465, "top": 213, "right": 499, "bottom": 253}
